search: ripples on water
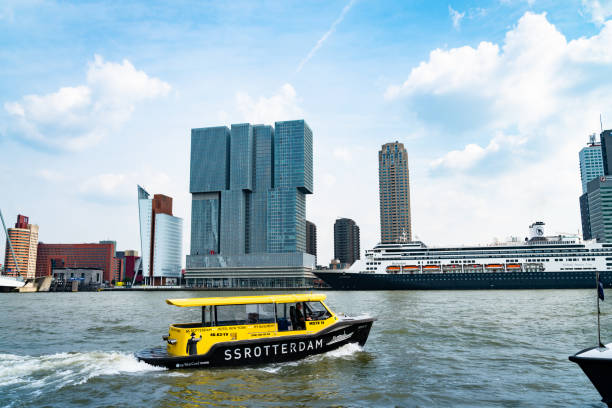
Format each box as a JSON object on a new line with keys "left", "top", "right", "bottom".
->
{"left": 0, "top": 290, "right": 610, "bottom": 407}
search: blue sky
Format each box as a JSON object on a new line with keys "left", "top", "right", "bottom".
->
{"left": 1, "top": 0, "right": 612, "bottom": 265}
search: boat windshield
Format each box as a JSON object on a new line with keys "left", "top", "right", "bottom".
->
{"left": 304, "top": 301, "right": 332, "bottom": 320}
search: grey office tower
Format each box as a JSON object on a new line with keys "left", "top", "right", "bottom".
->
{"left": 186, "top": 120, "right": 316, "bottom": 288}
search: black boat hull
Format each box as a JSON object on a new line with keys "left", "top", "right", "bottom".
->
{"left": 315, "top": 270, "right": 612, "bottom": 290}
{"left": 570, "top": 347, "right": 612, "bottom": 407}
{"left": 135, "top": 318, "right": 374, "bottom": 369}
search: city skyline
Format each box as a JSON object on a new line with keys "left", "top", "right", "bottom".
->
{"left": 2, "top": 1, "right": 612, "bottom": 265}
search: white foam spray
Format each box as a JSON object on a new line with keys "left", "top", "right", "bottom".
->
{"left": 0, "top": 351, "right": 165, "bottom": 392}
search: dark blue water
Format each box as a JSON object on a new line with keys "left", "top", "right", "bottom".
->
{"left": 0, "top": 290, "right": 609, "bottom": 407}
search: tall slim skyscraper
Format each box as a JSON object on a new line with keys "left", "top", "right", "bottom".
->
{"left": 3, "top": 214, "right": 38, "bottom": 279}
{"left": 600, "top": 129, "right": 612, "bottom": 176}
{"left": 334, "top": 218, "right": 360, "bottom": 265}
{"left": 306, "top": 220, "right": 317, "bottom": 264}
{"left": 586, "top": 176, "right": 612, "bottom": 242}
{"left": 187, "top": 119, "right": 315, "bottom": 289}
{"left": 138, "top": 186, "right": 183, "bottom": 285}
{"left": 378, "top": 141, "right": 412, "bottom": 243}
{"left": 580, "top": 132, "right": 607, "bottom": 240}
{"left": 579, "top": 134, "right": 604, "bottom": 194}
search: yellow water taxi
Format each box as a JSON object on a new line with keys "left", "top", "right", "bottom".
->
{"left": 135, "top": 294, "right": 375, "bottom": 369}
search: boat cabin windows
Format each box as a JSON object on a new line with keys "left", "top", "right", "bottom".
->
{"left": 204, "top": 303, "right": 276, "bottom": 326}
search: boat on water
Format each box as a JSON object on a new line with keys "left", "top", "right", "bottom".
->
{"left": 570, "top": 345, "right": 612, "bottom": 406}
{"left": 135, "top": 294, "right": 375, "bottom": 369}
{"left": 570, "top": 272, "right": 612, "bottom": 406}
{"left": 315, "top": 222, "right": 612, "bottom": 290}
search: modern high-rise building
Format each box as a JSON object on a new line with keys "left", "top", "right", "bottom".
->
{"left": 306, "top": 220, "right": 317, "bottom": 264}
{"left": 379, "top": 141, "right": 412, "bottom": 243}
{"left": 586, "top": 176, "right": 612, "bottom": 242}
{"left": 3, "top": 214, "right": 38, "bottom": 279}
{"left": 36, "top": 241, "right": 119, "bottom": 282}
{"left": 579, "top": 134, "right": 604, "bottom": 194}
{"left": 600, "top": 129, "right": 612, "bottom": 176}
{"left": 579, "top": 193, "right": 592, "bottom": 241}
{"left": 333, "top": 218, "right": 360, "bottom": 266}
{"left": 580, "top": 131, "right": 610, "bottom": 240}
{"left": 186, "top": 120, "right": 315, "bottom": 288}
{"left": 138, "top": 186, "right": 183, "bottom": 286}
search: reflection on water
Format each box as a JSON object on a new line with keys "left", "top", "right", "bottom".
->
{"left": 161, "top": 344, "right": 368, "bottom": 408}
{"left": 0, "top": 290, "right": 610, "bottom": 407}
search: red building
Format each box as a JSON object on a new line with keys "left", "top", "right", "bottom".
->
{"left": 36, "top": 241, "right": 119, "bottom": 283}
{"left": 123, "top": 251, "right": 142, "bottom": 283}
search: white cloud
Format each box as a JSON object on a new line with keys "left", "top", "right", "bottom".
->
{"left": 448, "top": 5, "right": 465, "bottom": 30}
{"left": 430, "top": 133, "right": 527, "bottom": 170}
{"left": 385, "top": 11, "right": 612, "bottom": 246}
{"left": 332, "top": 147, "right": 352, "bottom": 162}
{"left": 236, "top": 83, "right": 303, "bottom": 124}
{"left": 78, "top": 170, "right": 173, "bottom": 203}
{"left": 295, "top": 0, "right": 356, "bottom": 73}
{"left": 582, "top": 0, "right": 612, "bottom": 25}
{"left": 38, "top": 169, "right": 65, "bottom": 182}
{"left": 4, "top": 55, "right": 171, "bottom": 151}
{"left": 386, "top": 12, "right": 612, "bottom": 128}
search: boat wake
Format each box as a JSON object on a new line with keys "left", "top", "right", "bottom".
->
{"left": 255, "top": 342, "right": 365, "bottom": 373}
{"left": 0, "top": 351, "right": 164, "bottom": 393}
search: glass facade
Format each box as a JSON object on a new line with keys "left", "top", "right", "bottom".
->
{"left": 138, "top": 186, "right": 183, "bottom": 282}
{"left": 152, "top": 213, "right": 183, "bottom": 277}
{"left": 190, "top": 126, "right": 230, "bottom": 193}
{"left": 191, "top": 193, "right": 220, "bottom": 255}
{"left": 253, "top": 125, "right": 274, "bottom": 190}
{"left": 230, "top": 124, "right": 253, "bottom": 191}
{"left": 273, "top": 120, "right": 313, "bottom": 193}
{"left": 579, "top": 144, "right": 603, "bottom": 194}
{"left": 587, "top": 177, "right": 612, "bottom": 242}
{"left": 188, "top": 119, "right": 313, "bottom": 272}
{"left": 138, "top": 196, "right": 152, "bottom": 276}
{"left": 220, "top": 190, "right": 246, "bottom": 255}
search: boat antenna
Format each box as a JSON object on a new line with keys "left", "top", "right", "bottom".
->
{"left": 0, "top": 208, "right": 21, "bottom": 277}
{"left": 597, "top": 270, "right": 605, "bottom": 348}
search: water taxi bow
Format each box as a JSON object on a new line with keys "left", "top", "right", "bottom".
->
{"left": 135, "top": 294, "right": 376, "bottom": 369}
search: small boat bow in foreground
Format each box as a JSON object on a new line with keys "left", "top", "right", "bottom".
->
{"left": 569, "top": 344, "right": 612, "bottom": 407}
{"left": 135, "top": 294, "right": 375, "bottom": 369}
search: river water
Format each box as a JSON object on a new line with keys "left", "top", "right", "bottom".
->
{"left": 0, "top": 289, "right": 610, "bottom": 407}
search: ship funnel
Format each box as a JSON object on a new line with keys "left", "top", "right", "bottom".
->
{"left": 529, "top": 221, "right": 545, "bottom": 240}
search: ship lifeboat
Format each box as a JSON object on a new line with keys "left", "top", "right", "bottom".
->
{"left": 506, "top": 264, "right": 522, "bottom": 269}
{"left": 135, "top": 294, "right": 376, "bottom": 369}
{"left": 401, "top": 265, "right": 419, "bottom": 272}
{"left": 423, "top": 265, "right": 441, "bottom": 273}
{"left": 386, "top": 266, "right": 401, "bottom": 274}
{"left": 485, "top": 264, "right": 503, "bottom": 269}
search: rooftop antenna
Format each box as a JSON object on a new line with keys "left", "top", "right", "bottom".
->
{"left": 601, "top": 114, "right": 604, "bottom": 133}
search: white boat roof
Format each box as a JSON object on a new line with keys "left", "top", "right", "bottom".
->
{"left": 576, "top": 343, "right": 612, "bottom": 359}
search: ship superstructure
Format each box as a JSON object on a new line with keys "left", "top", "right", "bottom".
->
{"left": 315, "top": 222, "right": 612, "bottom": 290}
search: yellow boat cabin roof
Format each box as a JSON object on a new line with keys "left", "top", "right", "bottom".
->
{"left": 166, "top": 293, "right": 327, "bottom": 307}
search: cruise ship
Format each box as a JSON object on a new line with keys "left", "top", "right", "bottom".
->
{"left": 315, "top": 222, "right": 612, "bottom": 290}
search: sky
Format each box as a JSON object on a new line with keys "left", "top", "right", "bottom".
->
{"left": 2, "top": 0, "right": 612, "bottom": 266}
